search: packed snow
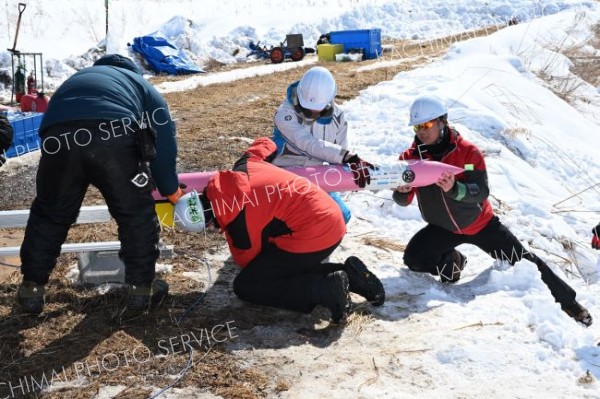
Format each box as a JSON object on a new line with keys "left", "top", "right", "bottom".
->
{"left": 1, "top": 0, "right": 600, "bottom": 398}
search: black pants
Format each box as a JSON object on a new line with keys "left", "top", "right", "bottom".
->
{"left": 403, "top": 216, "right": 576, "bottom": 306}
{"left": 233, "top": 241, "right": 344, "bottom": 313}
{"left": 20, "top": 122, "right": 160, "bottom": 286}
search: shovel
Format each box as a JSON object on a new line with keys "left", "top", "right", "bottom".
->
{"left": 8, "top": 3, "right": 27, "bottom": 54}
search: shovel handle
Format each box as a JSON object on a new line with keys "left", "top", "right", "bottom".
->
{"left": 10, "top": 3, "right": 27, "bottom": 52}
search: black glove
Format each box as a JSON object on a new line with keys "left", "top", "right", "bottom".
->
{"left": 593, "top": 223, "right": 600, "bottom": 250}
{"left": 392, "top": 189, "right": 411, "bottom": 206}
{"left": 344, "top": 152, "right": 374, "bottom": 189}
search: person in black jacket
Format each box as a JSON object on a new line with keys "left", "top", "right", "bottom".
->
{"left": 0, "top": 112, "right": 14, "bottom": 166}
{"left": 593, "top": 223, "right": 600, "bottom": 250}
{"left": 17, "top": 54, "right": 184, "bottom": 314}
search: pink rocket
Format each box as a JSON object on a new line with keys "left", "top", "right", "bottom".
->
{"left": 152, "top": 161, "right": 464, "bottom": 200}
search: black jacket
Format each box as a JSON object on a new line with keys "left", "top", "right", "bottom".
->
{"left": 0, "top": 113, "right": 14, "bottom": 153}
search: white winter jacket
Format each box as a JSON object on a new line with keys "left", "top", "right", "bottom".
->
{"left": 272, "top": 81, "right": 348, "bottom": 167}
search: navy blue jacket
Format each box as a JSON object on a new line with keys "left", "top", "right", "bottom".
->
{"left": 40, "top": 65, "right": 178, "bottom": 196}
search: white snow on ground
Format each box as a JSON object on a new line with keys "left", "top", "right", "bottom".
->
{"left": 1, "top": 0, "right": 600, "bottom": 397}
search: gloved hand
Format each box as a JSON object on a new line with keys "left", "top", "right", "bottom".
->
{"left": 593, "top": 223, "right": 600, "bottom": 250}
{"left": 343, "top": 152, "right": 375, "bottom": 189}
{"left": 167, "top": 186, "right": 186, "bottom": 205}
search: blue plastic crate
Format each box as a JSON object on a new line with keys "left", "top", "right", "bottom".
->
{"left": 4, "top": 112, "right": 43, "bottom": 158}
{"left": 329, "top": 29, "right": 382, "bottom": 60}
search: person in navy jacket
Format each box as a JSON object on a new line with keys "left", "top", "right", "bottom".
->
{"left": 17, "top": 54, "right": 182, "bottom": 314}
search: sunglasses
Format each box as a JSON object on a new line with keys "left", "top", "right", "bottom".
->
{"left": 413, "top": 120, "right": 435, "bottom": 132}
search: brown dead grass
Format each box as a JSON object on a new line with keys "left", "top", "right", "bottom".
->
{"left": 568, "top": 22, "right": 600, "bottom": 88}
{"left": 362, "top": 237, "right": 406, "bottom": 252}
{"left": 534, "top": 20, "right": 600, "bottom": 102}
{"left": 0, "top": 26, "right": 509, "bottom": 398}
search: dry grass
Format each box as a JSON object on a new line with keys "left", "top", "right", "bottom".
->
{"left": 532, "top": 17, "right": 600, "bottom": 103}
{"left": 500, "top": 126, "right": 532, "bottom": 138}
{"left": 345, "top": 312, "right": 375, "bottom": 338}
{"left": 537, "top": 69, "right": 585, "bottom": 102}
{"left": 362, "top": 237, "right": 406, "bottom": 253}
{"left": 274, "top": 379, "right": 290, "bottom": 392}
{"left": 568, "top": 24, "right": 600, "bottom": 88}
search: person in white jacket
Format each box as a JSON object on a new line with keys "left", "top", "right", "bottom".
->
{"left": 271, "top": 66, "right": 373, "bottom": 223}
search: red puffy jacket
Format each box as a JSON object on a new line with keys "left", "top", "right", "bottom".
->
{"left": 396, "top": 128, "right": 494, "bottom": 235}
{"left": 206, "top": 137, "right": 346, "bottom": 267}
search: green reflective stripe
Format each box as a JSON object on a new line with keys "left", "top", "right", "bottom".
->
{"left": 454, "top": 182, "right": 467, "bottom": 201}
{"left": 464, "top": 164, "right": 474, "bottom": 171}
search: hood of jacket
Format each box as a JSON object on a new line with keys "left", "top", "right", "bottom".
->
{"left": 206, "top": 137, "right": 277, "bottom": 228}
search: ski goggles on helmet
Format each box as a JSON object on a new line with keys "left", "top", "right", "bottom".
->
{"left": 299, "top": 102, "right": 333, "bottom": 120}
{"left": 413, "top": 120, "right": 435, "bottom": 132}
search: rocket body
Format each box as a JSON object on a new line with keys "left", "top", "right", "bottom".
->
{"left": 152, "top": 161, "right": 464, "bottom": 200}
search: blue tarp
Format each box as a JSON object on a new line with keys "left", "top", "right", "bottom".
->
{"left": 131, "top": 36, "right": 204, "bottom": 75}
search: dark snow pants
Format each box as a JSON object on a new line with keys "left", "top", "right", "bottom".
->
{"left": 20, "top": 121, "right": 160, "bottom": 286}
{"left": 233, "top": 241, "right": 344, "bottom": 313}
{"left": 403, "top": 216, "right": 576, "bottom": 306}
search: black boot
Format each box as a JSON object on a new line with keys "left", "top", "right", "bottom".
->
{"left": 439, "top": 250, "right": 467, "bottom": 284}
{"left": 344, "top": 256, "right": 385, "bottom": 306}
{"left": 17, "top": 280, "right": 46, "bottom": 314}
{"left": 561, "top": 300, "right": 593, "bottom": 327}
{"left": 127, "top": 279, "right": 169, "bottom": 310}
{"left": 319, "top": 271, "right": 351, "bottom": 323}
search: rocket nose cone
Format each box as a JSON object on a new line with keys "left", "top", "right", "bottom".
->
{"left": 408, "top": 160, "right": 465, "bottom": 187}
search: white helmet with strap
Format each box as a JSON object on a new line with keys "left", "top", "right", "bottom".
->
{"left": 174, "top": 190, "right": 205, "bottom": 232}
{"left": 408, "top": 95, "right": 448, "bottom": 126}
{"left": 297, "top": 66, "right": 337, "bottom": 111}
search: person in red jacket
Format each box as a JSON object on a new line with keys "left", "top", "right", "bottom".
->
{"left": 177, "top": 137, "right": 385, "bottom": 323}
{"left": 393, "top": 95, "right": 592, "bottom": 326}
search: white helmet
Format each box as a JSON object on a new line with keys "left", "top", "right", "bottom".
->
{"left": 297, "top": 66, "right": 337, "bottom": 111}
{"left": 408, "top": 95, "right": 447, "bottom": 126}
{"left": 174, "top": 190, "right": 205, "bottom": 232}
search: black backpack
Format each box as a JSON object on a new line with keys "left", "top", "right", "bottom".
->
{"left": 0, "top": 114, "right": 13, "bottom": 153}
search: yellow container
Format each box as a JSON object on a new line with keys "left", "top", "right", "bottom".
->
{"left": 317, "top": 44, "right": 344, "bottom": 62}
{"left": 155, "top": 201, "right": 175, "bottom": 229}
